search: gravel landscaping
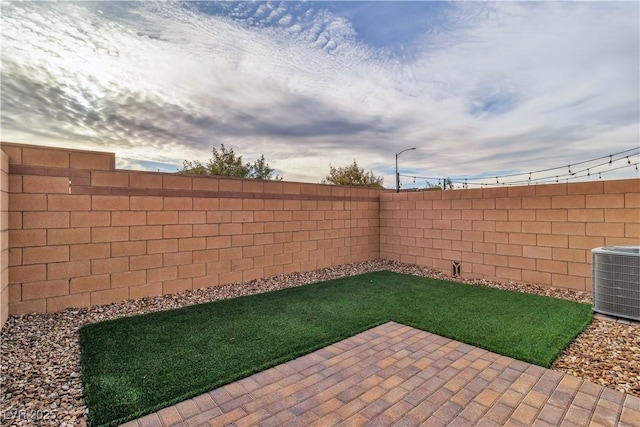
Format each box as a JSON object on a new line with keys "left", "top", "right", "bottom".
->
{"left": 1, "top": 259, "right": 638, "bottom": 426}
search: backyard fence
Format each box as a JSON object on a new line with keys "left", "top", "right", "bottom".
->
{"left": 380, "top": 180, "right": 639, "bottom": 289}
{"left": 0, "top": 142, "right": 638, "bottom": 329}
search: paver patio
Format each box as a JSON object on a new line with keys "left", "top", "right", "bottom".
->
{"left": 123, "top": 322, "right": 639, "bottom": 427}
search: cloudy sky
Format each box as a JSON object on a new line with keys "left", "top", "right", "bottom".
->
{"left": 1, "top": 1, "right": 638, "bottom": 189}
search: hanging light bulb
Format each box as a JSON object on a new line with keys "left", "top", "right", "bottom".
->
{"left": 627, "top": 156, "right": 631, "bottom": 164}
{"left": 609, "top": 155, "right": 612, "bottom": 165}
{"left": 587, "top": 168, "right": 590, "bottom": 176}
{"left": 568, "top": 165, "right": 572, "bottom": 174}
{"left": 599, "top": 172, "right": 602, "bottom": 179}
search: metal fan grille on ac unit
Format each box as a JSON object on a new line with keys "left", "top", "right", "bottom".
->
{"left": 592, "top": 246, "right": 640, "bottom": 321}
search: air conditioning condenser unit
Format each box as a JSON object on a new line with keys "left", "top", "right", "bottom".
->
{"left": 592, "top": 246, "right": 640, "bottom": 321}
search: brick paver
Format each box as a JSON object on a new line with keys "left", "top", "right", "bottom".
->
{"left": 126, "top": 322, "right": 638, "bottom": 426}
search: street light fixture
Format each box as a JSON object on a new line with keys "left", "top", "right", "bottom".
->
{"left": 395, "top": 147, "right": 416, "bottom": 192}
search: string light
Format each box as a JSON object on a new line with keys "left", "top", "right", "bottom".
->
{"left": 404, "top": 160, "right": 637, "bottom": 188}
{"left": 399, "top": 147, "right": 639, "bottom": 189}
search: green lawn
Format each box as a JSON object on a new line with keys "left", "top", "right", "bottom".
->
{"left": 79, "top": 271, "right": 592, "bottom": 426}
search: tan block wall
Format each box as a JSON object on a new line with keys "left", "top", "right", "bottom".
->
{"left": 1, "top": 149, "right": 9, "bottom": 328}
{"left": 2, "top": 143, "right": 382, "bottom": 315}
{"left": 380, "top": 179, "right": 640, "bottom": 291}
{"left": 3, "top": 141, "right": 638, "bottom": 316}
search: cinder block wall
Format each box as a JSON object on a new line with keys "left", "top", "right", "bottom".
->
{"left": 380, "top": 180, "right": 640, "bottom": 291}
{"left": 1, "top": 150, "right": 9, "bottom": 328}
{"left": 2, "top": 141, "right": 638, "bottom": 317}
{"left": 2, "top": 143, "right": 382, "bottom": 315}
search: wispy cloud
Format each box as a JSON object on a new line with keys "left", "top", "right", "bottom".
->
{"left": 1, "top": 1, "right": 637, "bottom": 187}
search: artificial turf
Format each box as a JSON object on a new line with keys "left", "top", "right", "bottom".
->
{"left": 79, "top": 271, "right": 592, "bottom": 426}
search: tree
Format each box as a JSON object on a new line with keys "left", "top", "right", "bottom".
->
{"left": 249, "top": 155, "right": 279, "bottom": 180}
{"left": 180, "top": 144, "right": 282, "bottom": 180}
{"left": 322, "top": 160, "right": 384, "bottom": 187}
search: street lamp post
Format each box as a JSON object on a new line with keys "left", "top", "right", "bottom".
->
{"left": 395, "top": 147, "right": 416, "bottom": 192}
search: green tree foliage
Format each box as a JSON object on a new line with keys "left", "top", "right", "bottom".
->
{"left": 322, "top": 160, "right": 384, "bottom": 187}
{"left": 249, "top": 155, "right": 279, "bottom": 180}
{"left": 180, "top": 144, "right": 282, "bottom": 180}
